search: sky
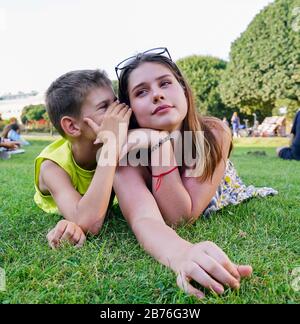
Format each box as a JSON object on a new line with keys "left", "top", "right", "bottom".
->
{"left": 0, "top": 0, "right": 273, "bottom": 95}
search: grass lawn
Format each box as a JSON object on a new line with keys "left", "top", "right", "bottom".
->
{"left": 0, "top": 136, "right": 299, "bottom": 304}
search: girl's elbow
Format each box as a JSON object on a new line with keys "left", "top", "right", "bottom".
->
{"left": 164, "top": 209, "right": 201, "bottom": 227}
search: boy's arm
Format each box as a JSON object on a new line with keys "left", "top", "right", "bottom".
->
{"left": 113, "top": 165, "right": 251, "bottom": 298}
{"left": 40, "top": 102, "right": 131, "bottom": 240}
{"left": 40, "top": 157, "right": 116, "bottom": 235}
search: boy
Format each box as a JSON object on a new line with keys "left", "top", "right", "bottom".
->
{"left": 34, "top": 69, "right": 131, "bottom": 248}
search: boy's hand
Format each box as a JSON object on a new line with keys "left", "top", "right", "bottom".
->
{"left": 173, "top": 241, "right": 252, "bottom": 299}
{"left": 46, "top": 220, "right": 86, "bottom": 249}
{"left": 84, "top": 101, "right": 132, "bottom": 147}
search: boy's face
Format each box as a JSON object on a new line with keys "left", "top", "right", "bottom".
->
{"left": 79, "top": 86, "right": 116, "bottom": 140}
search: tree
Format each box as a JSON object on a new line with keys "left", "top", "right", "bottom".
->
{"left": 176, "top": 55, "right": 235, "bottom": 119}
{"left": 112, "top": 80, "right": 119, "bottom": 95}
{"left": 220, "top": 0, "right": 300, "bottom": 117}
{"left": 21, "top": 104, "right": 46, "bottom": 124}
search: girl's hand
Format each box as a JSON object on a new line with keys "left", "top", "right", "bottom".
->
{"left": 119, "top": 129, "right": 169, "bottom": 160}
{"left": 46, "top": 220, "right": 86, "bottom": 249}
{"left": 173, "top": 241, "right": 252, "bottom": 299}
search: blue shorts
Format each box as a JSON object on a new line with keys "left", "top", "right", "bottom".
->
{"left": 278, "top": 147, "right": 294, "bottom": 160}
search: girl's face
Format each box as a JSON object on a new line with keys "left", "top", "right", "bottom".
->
{"left": 128, "top": 62, "right": 188, "bottom": 132}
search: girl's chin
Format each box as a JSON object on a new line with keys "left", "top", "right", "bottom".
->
{"left": 143, "top": 119, "right": 183, "bottom": 131}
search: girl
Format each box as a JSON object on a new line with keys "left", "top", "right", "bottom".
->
{"left": 113, "top": 47, "right": 277, "bottom": 298}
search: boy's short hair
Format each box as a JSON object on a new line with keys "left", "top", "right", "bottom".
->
{"left": 46, "top": 69, "right": 112, "bottom": 136}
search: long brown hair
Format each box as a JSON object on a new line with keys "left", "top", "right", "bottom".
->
{"left": 118, "top": 54, "right": 228, "bottom": 181}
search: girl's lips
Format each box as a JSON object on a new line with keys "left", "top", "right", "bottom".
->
{"left": 152, "top": 105, "right": 173, "bottom": 115}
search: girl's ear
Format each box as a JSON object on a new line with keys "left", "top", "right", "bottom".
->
{"left": 60, "top": 116, "right": 81, "bottom": 137}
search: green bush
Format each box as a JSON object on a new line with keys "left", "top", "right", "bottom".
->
{"left": 176, "top": 55, "right": 236, "bottom": 119}
{"left": 0, "top": 119, "right": 9, "bottom": 132}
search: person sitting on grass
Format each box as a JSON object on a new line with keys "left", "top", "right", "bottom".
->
{"left": 0, "top": 138, "right": 20, "bottom": 150}
{"left": 5, "top": 122, "right": 30, "bottom": 145}
{"left": 276, "top": 110, "right": 300, "bottom": 161}
{"left": 0, "top": 137, "right": 21, "bottom": 159}
{"left": 34, "top": 69, "right": 132, "bottom": 249}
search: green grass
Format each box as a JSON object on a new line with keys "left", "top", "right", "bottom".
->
{"left": 0, "top": 137, "right": 299, "bottom": 304}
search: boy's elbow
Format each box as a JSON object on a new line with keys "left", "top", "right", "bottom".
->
{"left": 77, "top": 215, "right": 104, "bottom": 236}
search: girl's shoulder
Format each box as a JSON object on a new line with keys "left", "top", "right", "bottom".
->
{"left": 201, "top": 116, "right": 232, "bottom": 156}
{"left": 202, "top": 116, "right": 231, "bottom": 138}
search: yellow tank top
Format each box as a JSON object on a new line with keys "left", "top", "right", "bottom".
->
{"left": 34, "top": 137, "right": 95, "bottom": 214}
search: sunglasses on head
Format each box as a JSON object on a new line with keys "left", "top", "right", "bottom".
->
{"left": 115, "top": 47, "right": 172, "bottom": 80}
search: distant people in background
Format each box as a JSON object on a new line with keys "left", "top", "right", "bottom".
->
{"left": 0, "top": 138, "right": 19, "bottom": 150}
{"left": 231, "top": 112, "right": 240, "bottom": 138}
{"left": 276, "top": 110, "right": 300, "bottom": 161}
{"left": 0, "top": 137, "right": 21, "bottom": 160}
{"left": 1, "top": 118, "right": 29, "bottom": 145}
{"left": 222, "top": 117, "right": 229, "bottom": 127}
{"left": 2, "top": 117, "right": 17, "bottom": 139}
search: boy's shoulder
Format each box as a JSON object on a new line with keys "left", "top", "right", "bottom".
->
{"left": 38, "top": 137, "right": 70, "bottom": 156}
{"left": 35, "top": 137, "right": 74, "bottom": 186}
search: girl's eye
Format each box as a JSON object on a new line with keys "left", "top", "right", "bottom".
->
{"left": 136, "top": 89, "right": 147, "bottom": 97}
{"left": 161, "top": 80, "right": 171, "bottom": 87}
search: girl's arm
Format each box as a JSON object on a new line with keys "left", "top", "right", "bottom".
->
{"left": 151, "top": 122, "right": 232, "bottom": 225}
{"left": 113, "top": 165, "right": 251, "bottom": 298}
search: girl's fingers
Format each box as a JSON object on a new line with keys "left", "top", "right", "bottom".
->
{"left": 203, "top": 242, "right": 241, "bottom": 280}
{"left": 235, "top": 265, "right": 253, "bottom": 278}
{"left": 188, "top": 263, "right": 225, "bottom": 294}
{"left": 194, "top": 254, "right": 240, "bottom": 289}
{"left": 176, "top": 272, "right": 205, "bottom": 299}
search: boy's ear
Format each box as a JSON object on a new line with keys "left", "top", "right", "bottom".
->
{"left": 60, "top": 116, "right": 81, "bottom": 137}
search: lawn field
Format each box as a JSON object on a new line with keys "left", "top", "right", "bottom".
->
{"left": 0, "top": 137, "right": 299, "bottom": 304}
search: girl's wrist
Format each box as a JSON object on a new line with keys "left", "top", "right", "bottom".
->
{"left": 151, "top": 138, "right": 177, "bottom": 170}
{"left": 169, "top": 241, "right": 193, "bottom": 273}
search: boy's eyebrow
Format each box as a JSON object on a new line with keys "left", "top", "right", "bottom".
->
{"left": 96, "top": 97, "right": 117, "bottom": 107}
{"left": 131, "top": 74, "right": 172, "bottom": 93}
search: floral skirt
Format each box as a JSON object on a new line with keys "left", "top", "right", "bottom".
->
{"left": 203, "top": 160, "right": 278, "bottom": 217}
